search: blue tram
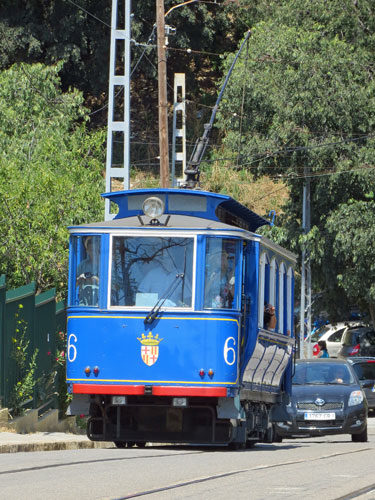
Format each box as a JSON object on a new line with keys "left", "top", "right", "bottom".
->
{"left": 66, "top": 188, "right": 296, "bottom": 447}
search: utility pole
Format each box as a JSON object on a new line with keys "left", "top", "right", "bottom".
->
{"left": 299, "top": 165, "right": 312, "bottom": 358}
{"left": 156, "top": 0, "right": 170, "bottom": 187}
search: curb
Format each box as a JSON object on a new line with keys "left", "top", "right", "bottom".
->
{"left": 0, "top": 439, "right": 114, "bottom": 454}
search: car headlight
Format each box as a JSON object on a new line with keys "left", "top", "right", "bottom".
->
{"left": 348, "top": 390, "right": 364, "bottom": 407}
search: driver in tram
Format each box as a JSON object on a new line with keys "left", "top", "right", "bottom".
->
{"left": 76, "top": 236, "right": 100, "bottom": 305}
{"left": 204, "top": 250, "right": 235, "bottom": 308}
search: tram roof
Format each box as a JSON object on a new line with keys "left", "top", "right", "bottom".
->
{"left": 70, "top": 214, "right": 254, "bottom": 232}
{"left": 101, "top": 189, "right": 269, "bottom": 232}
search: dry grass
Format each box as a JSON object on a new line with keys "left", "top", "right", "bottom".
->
{"left": 200, "top": 162, "right": 289, "bottom": 217}
{"left": 0, "top": 425, "right": 15, "bottom": 433}
{"left": 122, "top": 163, "right": 289, "bottom": 218}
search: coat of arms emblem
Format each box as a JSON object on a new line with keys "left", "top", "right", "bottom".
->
{"left": 137, "top": 333, "right": 163, "bottom": 366}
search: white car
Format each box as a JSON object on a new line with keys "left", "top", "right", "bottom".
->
{"left": 310, "top": 322, "right": 365, "bottom": 358}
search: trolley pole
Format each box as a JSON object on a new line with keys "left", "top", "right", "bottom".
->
{"left": 156, "top": 0, "right": 170, "bottom": 187}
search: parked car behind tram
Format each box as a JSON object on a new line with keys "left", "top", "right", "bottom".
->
{"left": 337, "top": 326, "right": 375, "bottom": 358}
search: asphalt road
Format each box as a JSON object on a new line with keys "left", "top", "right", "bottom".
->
{"left": 1, "top": 429, "right": 375, "bottom": 500}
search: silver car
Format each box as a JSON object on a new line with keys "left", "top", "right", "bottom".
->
{"left": 337, "top": 326, "right": 375, "bottom": 358}
{"left": 311, "top": 322, "right": 364, "bottom": 358}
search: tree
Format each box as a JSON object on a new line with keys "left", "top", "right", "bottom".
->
{"left": 0, "top": 1, "right": 248, "bottom": 166}
{"left": 0, "top": 62, "right": 106, "bottom": 298}
{"left": 326, "top": 197, "right": 375, "bottom": 325}
{"left": 215, "top": 6, "right": 375, "bottom": 320}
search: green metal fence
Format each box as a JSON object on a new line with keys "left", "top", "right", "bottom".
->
{"left": 0, "top": 275, "right": 66, "bottom": 411}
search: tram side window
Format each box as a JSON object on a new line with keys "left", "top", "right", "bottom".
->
{"left": 110, "top": 236, "right": 194, "bottom": 308}
{"left": 287, "top": 267, "right": 294, "bottom": 335}
{"left": 259, "top": 253, "right": 278, "bottom": 330}
{"left": 278, "top": 264, "right": 286, "bottom": 334}
{"left": 204, "top": 238, "right": 238, "bottom": 309}
{"left": 73, "top": 235, "right": 101, "bottom": 307}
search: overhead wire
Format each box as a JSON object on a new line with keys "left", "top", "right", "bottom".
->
{"left": 236, "top": 36, "right": 249, "bottom": 167}
{"left": 64, "top": 0, "right": 111, "bottom": 28}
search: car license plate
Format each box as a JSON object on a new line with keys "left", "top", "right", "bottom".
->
{"left": 304, "top": 412, "right": 335, "bottom": 420}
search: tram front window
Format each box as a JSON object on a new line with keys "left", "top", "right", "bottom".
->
{"left": 111, "top": 236, "right": 194, "bottom": 307}
{"left": 204, "top": 238, "right": 238, "bottom": 309}
{"left": 74, "top": 235, "right": 101, "bottom": 307}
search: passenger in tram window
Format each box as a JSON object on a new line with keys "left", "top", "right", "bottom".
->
{"left": 204, "top": 250, "right": 235, "bottom": 308}
{"left": 264, "top": 302, "right": 277, "bottom": 330}
{"left": 76, "top": 236, "right": 100, "bottom": 306}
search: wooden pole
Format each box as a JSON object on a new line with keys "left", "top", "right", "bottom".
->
{"left": 156, "top": 0, "right": 170, "bottom": 187}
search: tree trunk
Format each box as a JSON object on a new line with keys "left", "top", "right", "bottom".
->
{"left": 369, "top": 302, "right": 375, "bottom": 328}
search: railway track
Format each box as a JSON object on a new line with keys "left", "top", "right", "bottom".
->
{"left": 2, "top": 446, "right": 372, "bottom": 499}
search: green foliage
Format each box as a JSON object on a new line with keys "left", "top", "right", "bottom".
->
{"left": 54, "top": 330, "right": 72, "bottom": 415}
{"left": 326, "top": 200, "right": 375, "bottom": 322}
{"left": 216, "top": 2, "right": 375, "bottom": 320}
{"left": 9, "top": 305, "right": 39, "bottom": 417}
{"left": 0, "top": 62, "right": 106, "bottom": 298}
{"left": 0, "top": 1, "right": 111, "bottom": 97}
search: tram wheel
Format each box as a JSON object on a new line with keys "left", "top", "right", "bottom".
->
{"left": 114, "top": 441, "right": 127, "bottom": 448}
{"left": 136, "top": 442, "right": 146, "bottom": 448}
{"left": 246, "top": 439, "right": 257, "bottom": 449}
{"left": 228, "top": 442, "right": 246, "bottom": 450}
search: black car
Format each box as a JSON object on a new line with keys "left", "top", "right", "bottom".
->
{"left": 337, "top": 325, "right": 375, "bottom": 358}
{"left": 347, "top": 357, "right": 375, "bottom": 412}
{"left": 274, "top": 359, "right": 368, "bottom": 442}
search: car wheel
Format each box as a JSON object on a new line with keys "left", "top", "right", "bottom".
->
{"left": 351, "top": 426, "right": 368, "bottom": 443}
{"left": 273, "top": 425, "right": 283, "bottom": 443}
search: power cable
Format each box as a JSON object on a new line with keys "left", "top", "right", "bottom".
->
{"left": 237, "top": 36, "right": 249, "bottom": 167}
{"left": 64, "top": 0, "right": 111, "bottom": 28}
{"left": 89, "top": 25, "right": 157, "bottom": 117}
{"left": 65, "top": 0, "right": 222, "bottom": 27}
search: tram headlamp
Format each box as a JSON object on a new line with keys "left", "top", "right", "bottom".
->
{"left": 142, "top": 196, "right": 165, "bottom": 219}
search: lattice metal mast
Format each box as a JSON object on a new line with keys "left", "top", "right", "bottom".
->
{"left": 105, "top": 0, "right": 131, "bottom": 221}
{"left": 171, "top": 73, "right": 186, "bottom": 187}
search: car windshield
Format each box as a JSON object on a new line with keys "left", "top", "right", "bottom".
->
{"left": 352, "top": 361, "right": 375, "bottom": 381}
{"left": 293, "top": 362, "right": 355, "bottom": 385}
{"left": 311, "top": 325, "right": 330, "bottom": 342}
